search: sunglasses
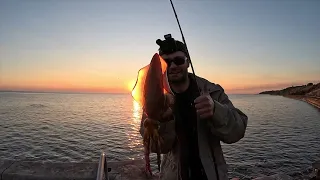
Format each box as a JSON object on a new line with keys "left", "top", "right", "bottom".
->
{"left": 164, "top": 57, "right": 187, "bottom": 66}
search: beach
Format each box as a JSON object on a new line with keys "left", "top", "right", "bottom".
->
{"left": 260, "top": 83, "right": 320, "bottom": 110}
{"left": 284, "top": 96, "right": 320, "bottom": 109}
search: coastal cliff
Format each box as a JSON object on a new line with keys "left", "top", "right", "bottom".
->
{"left": 259, "top": 83, "right": 320, "bottom": 97}
{"left": 259, "top": 83, "right": 320, "bottom": 109}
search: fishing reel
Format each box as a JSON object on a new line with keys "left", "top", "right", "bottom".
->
{"left": 156, "top": 34, "right": 181, "bottom": 55}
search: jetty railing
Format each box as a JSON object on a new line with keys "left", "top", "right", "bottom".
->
{"left": 96, "top": 152, "right": 109, "bottom": 180}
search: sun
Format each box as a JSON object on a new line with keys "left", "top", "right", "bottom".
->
{"left": 128, "top": 79, "right": 137, "bottom": 91}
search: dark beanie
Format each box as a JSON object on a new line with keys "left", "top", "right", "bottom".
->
{"left": 156, "top": 38, "right": 187, "bottom": 56}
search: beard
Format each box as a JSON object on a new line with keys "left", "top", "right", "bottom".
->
{"left": 168, "top": 68, "right": 188, "bottom": 84}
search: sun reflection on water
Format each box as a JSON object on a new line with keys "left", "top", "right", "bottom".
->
{"left": 132, "top": 100, "right": 142, "bottom": 124}
{"left": 125, "top": 99, "right": 143, "bottom": 154}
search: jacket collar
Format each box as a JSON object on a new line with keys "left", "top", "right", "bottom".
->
{"left": 166, "top": 72, "right": 220, "bottom": 95}
{"left": 189, "top": 73, "right": 220, "bottom": 94}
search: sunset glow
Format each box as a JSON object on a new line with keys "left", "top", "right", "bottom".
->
{"left": 128, "top": 79, "right": 137, "bottom": 91}
{"left": 1, "top": 1, "right": 319, "bottom": 94}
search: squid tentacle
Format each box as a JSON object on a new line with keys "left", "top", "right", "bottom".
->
{"left": 143, "top": 117, "right": 163, "bottom": 177}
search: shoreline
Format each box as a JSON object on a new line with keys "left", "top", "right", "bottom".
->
{"left": 1, "top": 158, "right": 319, "bottom": 180}
{"left": 283, "top": 95, "right": 320, "bottom": 109}
{"left": 259, "top": 82, "right": 320, "bottom": 109}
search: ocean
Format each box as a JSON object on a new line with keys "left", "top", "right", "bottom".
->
{"left": 0, "top": 92, "right": 319, "bottom": 179}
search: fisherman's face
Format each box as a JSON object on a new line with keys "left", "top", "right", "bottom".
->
{"left": 161, "top": 51, "right": 189, "bottom": 83}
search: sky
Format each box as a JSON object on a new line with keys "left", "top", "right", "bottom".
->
{"left": 0, "top": 0, "right": 319, "bottom": 94}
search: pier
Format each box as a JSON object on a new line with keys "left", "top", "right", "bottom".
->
{"left": 0, "top": 158, "right": 154, "bottom": 180}
{"left": 1, "top": 158, "right": 319, "bottom": 180}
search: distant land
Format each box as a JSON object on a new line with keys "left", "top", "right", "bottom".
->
{"left": 259, "top": 82, "right": 320, "bottom": 109}
{"left": 259, "top": 82, "right": 320, "bottom": 97}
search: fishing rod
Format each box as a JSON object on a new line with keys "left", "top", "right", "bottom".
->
{"left": 168, "top": 0, "right": 201, "bottom": 94}
{"left": 168, "top": 0, "right": 221, "bottom": 180}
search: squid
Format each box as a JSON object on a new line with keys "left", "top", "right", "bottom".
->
{"left": 143, "top": 93, "right": 174, "bottom": 176}
{"left": 131, "top": 53, "right": 174, "bottom": 177}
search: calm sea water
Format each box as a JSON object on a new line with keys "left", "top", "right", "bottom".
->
{"left": 0, "top": 92, "right": 319, "bottom": 179}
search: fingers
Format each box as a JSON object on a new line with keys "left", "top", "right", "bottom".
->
{"left": 195, "top": 83, "right": 210, "bottom": 105}
{"left": 201, "top": 83, "right": 209, "bottom": 95}
{"left": 161, "top": 107, "right": 173, "bottom": 119}
{"left": 196, "top": 105, "right": 213, "bottom": 119}
{"left": 194, "top": 95, "right": 208, "bottom": 104}
{"left": 199, "top": 111, "right": 213, "bottom": 119}
{"left": 196, "top": 107, "right": 212, "bottom": 114}
{"left": 144, "top": 118, "right": 159, "bottom": 127}
{"left": 194, "top": 100, "right": 211, "bottom": 109}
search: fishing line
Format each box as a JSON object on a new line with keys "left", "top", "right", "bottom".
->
{"left": 168, "top": 0, "right": 201, "bottom": 94}
{"left": 168, "top": 0, "right": 221, "bottom": 180}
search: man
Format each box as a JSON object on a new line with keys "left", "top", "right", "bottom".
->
{"left": 139, "top": 34, "right": 248, "bottom": 180}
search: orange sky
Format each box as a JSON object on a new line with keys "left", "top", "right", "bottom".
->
{"left": 1, "top": 73, "right": 318, "bottom": 94}
{"left": 0, "top": 76, "right": 133, "bottom": 94}
{"left": 1, "top": 1, "right": 319, "bottom": 95}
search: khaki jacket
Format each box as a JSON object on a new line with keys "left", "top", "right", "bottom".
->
{"left": 139, "top": 75, "right": 248, "bottom": 180}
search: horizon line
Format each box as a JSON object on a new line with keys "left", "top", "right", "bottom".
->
{"left": 0, "top": 90, "right": 131, "bottom": 95}
{"left": 1, "top": 82, "right": 318, "bottom": 95}
{"left": 0, "top": 89, "right": 259, "bottom": 95}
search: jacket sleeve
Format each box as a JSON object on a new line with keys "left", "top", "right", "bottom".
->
{"left": 139, "top": 111, "right": 177, "bottom": 154}
{"left": 207, "top": 85, "right": 248, "bottom": 144}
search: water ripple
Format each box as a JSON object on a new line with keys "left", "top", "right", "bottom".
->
{"left": 0, "top": 93, "right": 319, "bottom": 179}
